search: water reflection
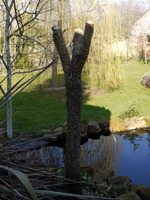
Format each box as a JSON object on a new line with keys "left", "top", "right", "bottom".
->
{"left": 80, "top": 135, "right": 123, "bottom": 176}
{"left": 119, "top": 131, "right": 150, "bottom": 187}
{"left": 146, "top": 133, "right": 150, "bottom": 155}
{"left": 15, "top": 129, "right": 150, "bottom": 187}
{"left": 123, "top": 134, "right": 143, "bottom": 151}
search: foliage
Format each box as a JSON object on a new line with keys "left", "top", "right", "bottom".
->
{"left": 58, "top": 167, "right": 65, "bottom": 176}
{"left": 57, "top": 168, "right": 92, "bottom": 189}
{"left": 80, "top": 172, "right": 92, "bottom": 188}
{"left": 118, "top": 100, "right": 140, "bottom": 120}
{"left": 0, "top": 165, "right": 38, "bottom": 199}
{"left": 146, "top": 77, "right": 150, "bottom": 88}
{"left": 139, "top": 50, "right": 145, "bottom": 60}
{"left": 14, "top": 54, "right": 34, "bottom": 70}
{"left": 140, "top": 72, "right": 150, "bottom": 86}
{"left": 80, "top": 4, "right": 124, "bottom": 91}
{"left": 44, "top": 1, "right": 124, "bottom": 92}
{"left": 0, "top": 37, "right": 4, "bottom": 53}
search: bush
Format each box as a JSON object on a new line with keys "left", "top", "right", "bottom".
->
{"left": 118, "top": 100, "right": 140, "bottom": 120}
{"left": 13, "top": 54, "right": 34, "bottom": 70}
{"left": 140, "top": 72, "right": 150, "bottom": 86}
{"left": 146, "top": 78, "right": 150, "bottom": 88}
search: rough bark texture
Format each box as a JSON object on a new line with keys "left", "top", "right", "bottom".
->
{"left": 52, "top": 16, "right": 62, "bottom": 88}
{"left": 52, "top": 21, "right": 94, "bottom": 195}
{"left": 52, "top": 46, "right": 58, "bottom": 88}
{"left": 5, "top": 0, "right": 12, "bottom": 139}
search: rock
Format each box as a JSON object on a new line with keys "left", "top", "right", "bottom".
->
{"left": 92, "top": 179, "right": 107, "bottom": 185}
{"left": 124, "top": 117, "right": 147, "bottom": 130}
{"left": 97, "top": 118, "right": 109, "bottom": 131}
{"left": 95, "top": 184, "right": 109, "bottom": 195}
{"left": 143, "top": 117, "right": 150, "bottom": 126}
{"left": 109, "top": 119, "right": 125, "bottom": 132}
{"left": 108, "top": 185, "right": 129, "bottom": 197}
{"left": 91, "top": 169, "right": 114, "bottom": 182}
{"left": 117, "top": 191, "right": 141, "bottom": 200}
{"left": 43, "top": 133, "right": 58, "bottom": 142}
{"left": 88, "top": 121, "right": 101, "bottom": 133}
{"left": 107, "top": 176, "right": 132, "bottom": 197}
{"left": 62, "top": 120, "right": 88, "bottom": 137}
{"left": 63, "top": 121, "right": 67, "bottom": 127}
{"left": 62, "top": 122, "right": 67, "bottom": 132}
{"left": 137, "top": 187, "right": 150, "bottom": 200}
{"left": 108, "top": 176, "right": 132, "bottom": 188}
{"left": 130, "top": 184, "right": 148, "bottom": 193}
{"left": 81, "top": 167, "right": 93, "bottom": 176}
{"left": 81, "top": 120, "right": 88, "bottom": 137}
{"left": 47, "top": 129, "right": 52, "bottom": 133}
{"left": 52, "top": 127, "right": 63, "bottom": 133}
{"left": 36, "top": 129, "right": 48, "bottom": 138}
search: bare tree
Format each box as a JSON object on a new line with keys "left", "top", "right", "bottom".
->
{"left": 52, "top": 21, "right": 94, "bottom": 195}
{"left": 0, "top": 0, "right": 48, "bottom": 138}
{"left": 115, "top": 0, "right": 147, "bottom": 57}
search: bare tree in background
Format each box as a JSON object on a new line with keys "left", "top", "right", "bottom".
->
{"left": 52, "top": 21, "right": 94, "bottom": 195}
{"left": 0, "top": 0, "right": 48, "bottom": 139}
{"left": 115, "top": 0, "right": 148, "bottom": 58}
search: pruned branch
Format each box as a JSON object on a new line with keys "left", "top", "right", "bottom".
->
{"left": 77, "top": 21, "right": 94, "bottom": 70}
{"left": 52, "top": 27, "right": 70, "bottom": 74}
{"left": 52, "top": 21, "right": 94, "bottom": 76}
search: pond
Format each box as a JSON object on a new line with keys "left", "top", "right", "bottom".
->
{"left": 16, "top": 129, "right": 150, "bottom": 187}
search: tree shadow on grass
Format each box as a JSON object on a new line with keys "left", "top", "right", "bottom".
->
{"left": 30, "top": 73, "right": 107, "bottom": 103}
{"left": 0, "top": 72, "right": 111, "bottom": 135}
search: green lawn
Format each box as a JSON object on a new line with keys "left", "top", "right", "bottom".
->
{"left": 0, "top": 61, "right": 150, "bottom": 133}
{"left": 84, "top": 62, "right": 150, "bottom": 119}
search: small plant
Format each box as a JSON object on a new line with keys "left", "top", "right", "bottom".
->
{"left": 57, "top": 169, "right": 92, "bottom": 188}
{"left": 57, "top": 167, "right": 65, "bottom": 176}
{"left": 81, "top": 172, "right": 92, "bottom": 188}
{"left": 118, "top": 100, "right": 140, "bottom": 120}
{"left": 14, "top": 54, "right": 34, "bottom": 70}
{"left": 140, "top": 72, "right": 150, "bottom": 86}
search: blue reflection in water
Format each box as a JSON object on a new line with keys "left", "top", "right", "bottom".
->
{"left": 27, "top": 130, "right": 150, "bottom": 187}
{"left": 119, "top": 132, "right": 150, "bottom": 187}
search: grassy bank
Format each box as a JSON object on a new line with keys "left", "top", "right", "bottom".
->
{"left": 0, "top": 61, "right": 150, "bottom": 133}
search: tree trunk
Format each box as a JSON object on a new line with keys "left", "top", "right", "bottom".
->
{"left": 65, "top": 75, "right": 82, "bottom": 194}
{"left": 52, "top": 21, "right": 94, "bottom": 195}
{"left": 5, "top": 0, "right": 12, "bottom": 139}
{"left": 52, "top": 2, "right": 62, "bottom": 88}
{"left": 52, "top": 46, "right": 58, "bottom": 88}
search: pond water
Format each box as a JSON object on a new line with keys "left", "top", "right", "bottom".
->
{"left": 17, "top": 129, "right": 150, "bottom": 187}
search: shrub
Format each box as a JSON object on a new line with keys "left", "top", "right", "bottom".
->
{"left": 140, "top": 72, "right": 150, "bottom": 86}
{"left": 118, "top": 100, "right": 140, "bottom": 120}
{"left": 13, "top": 54, "right": 34, "bottom": 70}
{"left": 146, "top": 78, "right": 150, "bottom": 88}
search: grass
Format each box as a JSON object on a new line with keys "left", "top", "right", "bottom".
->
{"left": 0, "top": 61, "right": 150, "bottom": 134}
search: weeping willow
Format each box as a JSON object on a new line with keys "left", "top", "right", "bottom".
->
{"left": 59, "top": 0, "right": 124, "bottom": 91}
{"left": 20, "top": 0, "right": 124, "bottom": 92}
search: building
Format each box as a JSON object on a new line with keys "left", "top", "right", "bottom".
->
{"left": 129, "top": 10, "right": 150, "bottom": 58}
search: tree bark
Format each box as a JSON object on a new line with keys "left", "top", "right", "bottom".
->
{"left": 52, "top": 21, "right": 94, "bottom": 195}
{"left": 52, "top": 1, "right": 62, "bottom": 88}
{"left": 5, "top": 0, "right": 12, "bottom": 139}
{"left": 52, "top": 46, "right": 58, "bottom": 88}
